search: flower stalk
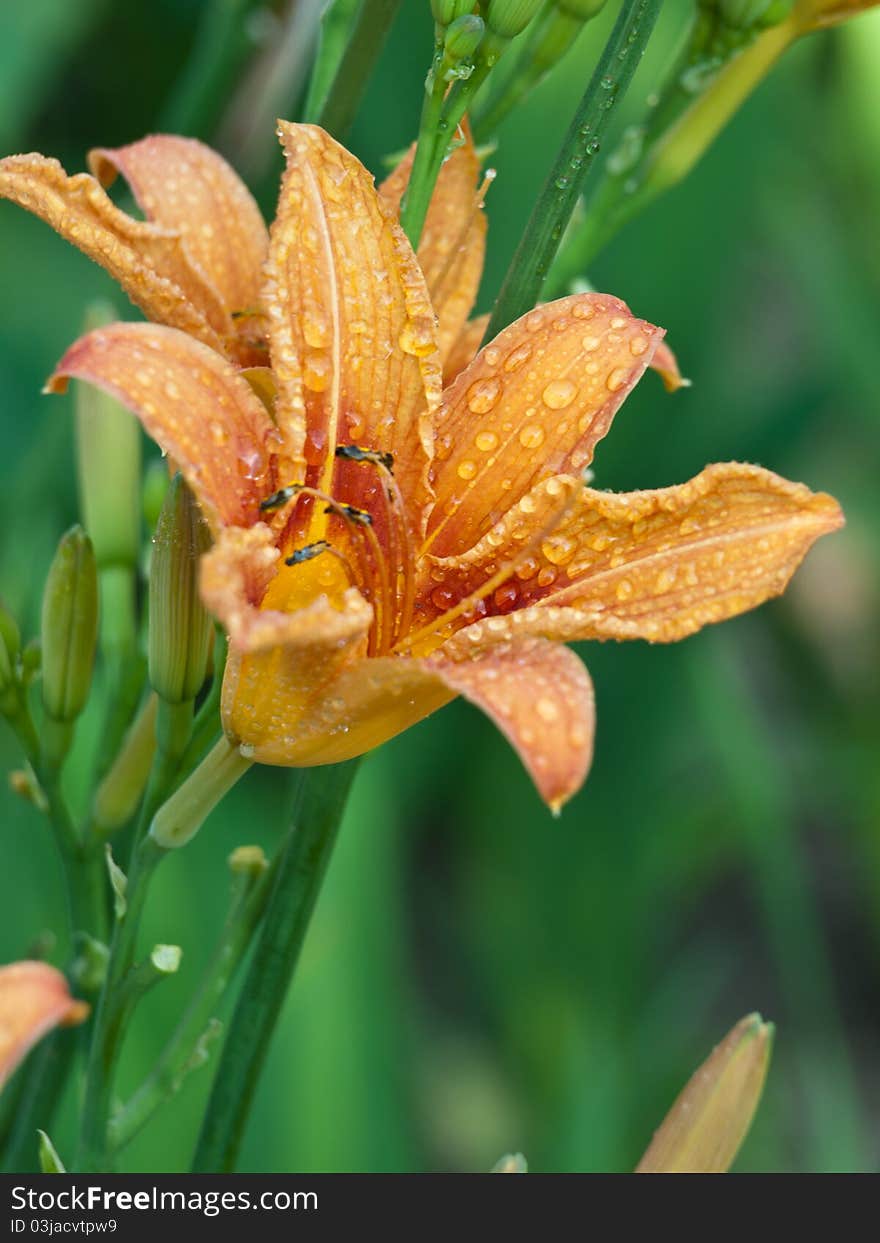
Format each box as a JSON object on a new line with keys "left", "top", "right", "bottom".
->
{"left": 485, "top": 0, "right": 663, "bottom": 339}
{"left": 308, "top": 0, "right": 404, "bottom": 136}
{"left": 191, "top": 761, "right": 359, "bottom": 1172}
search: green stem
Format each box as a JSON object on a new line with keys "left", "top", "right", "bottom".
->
{"left": 1, "top": 1027, "right": 80, "bottom": 1173}
{"left": 191, "top": 760, "right": 360, "bottom": 1172}
{"left": 545, "top": 19, "right": 793, "bottom": 294}
{"left": 485, "top": 0, "right": 663, "bottom": 340}
{"left": 160, "top": 0, "right": 261, "bottom": 138}
{"left": 75, "top": 834, "right": 165, "bottom": 1171}
{"left": 303, "top": 0, "right": 362, "bottom": 122}
{"left": 75, "top": 698, "right": 193, "bottom": 1170}
{"left": 94, "top": 565, "right": 143, "bottom": 783}
{"left": 109, "top": 845, "right": 278, "bottom": 1152}
{"left": 313, "top": 0, "right": 404, "bottom": 137}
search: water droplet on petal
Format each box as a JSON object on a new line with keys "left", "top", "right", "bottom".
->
{"left": 475, "top": 430, "right": 499, "bottom": 452}
{"left": 519, "top": 424, "right": 545, "bottom": 449}
{"left": 542, "top": 379, "right": 577, "bottom": 410}
{"left": 457, "top": 459, "right": 477, "bottom": 481}
{"left": 606, "top": 366, "right": 630, "bottom": 392}
{"left": 467, "top": 377, "right": 501, "bottom": 414}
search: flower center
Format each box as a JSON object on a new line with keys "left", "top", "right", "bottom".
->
{"left": 259, "top": 446, "right": 416, "bottom": 657}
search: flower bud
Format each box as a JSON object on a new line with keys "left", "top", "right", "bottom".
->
{"left": 445, "top": 12, "right": 485, "bottom": 60}
{"left": 75, "top": 303, "right": 141, "bottom": 572}
{"left": 636, "top": 1013, "right": 773, "bottom": 1173}
{"left": 149, "top": 474, "right": 213, "bottom": 704}
{"left": 431, "top": 0, "right": 474, "bottom": 23}
{"left": 556, "top": 0, "right": 608, "bottom": 18}
{"left": 41, "top": 526, "right": 98, "bottom": 722}
{"left": 485, "top": 0, "right": 544, "bottom": 38}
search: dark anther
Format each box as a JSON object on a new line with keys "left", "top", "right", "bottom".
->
{"left": 285, "top": 540, "right": 330, "bottom": 567}
{"left": 259, "top": 485, "right": 301, "bottom": 511}
{"left": 325, "top": 503, "right": 373, "bottom": 527}
{"left": 335, "top": 444, "right": 394, "bottom": 473}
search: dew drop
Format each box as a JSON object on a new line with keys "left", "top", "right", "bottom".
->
{"left": 303, "top": 351, "right": 331, "bottom": 392}
{"left": 457, "top": 459, "right": 477, "bottom": 481}
{"left": 536, "top": 697, "right": 559, "bottom": 723}
{"left": 542, "top": 379, "right": 577, "bottom": 410}
{"left": 467, "top": 377, "right": 501, "bottom": 414}
{"left": 606, "top": 366, "right": 629, "bottom": 392}
{"left": 519, "top": 424, "right": 545, "bottom": 449}
{"left": 398, "top": 317, "right": 436, "bottom": 357}
{"left": 615, "top": 579, "right": 633, "bottom": 601}
{"left": 537, "top": 567, "right": 557, "bottom": 588}
{"left": 541, "top": 535, "right": 576, "bottom": 566}
{"left": 302, "top": 308, "right": 330, "bottom": 349}
{"left": 504, "top": 344, "right": 532, "bottom": 372}
{"left": 629, "top": 336, "right": 648, "bottom": 356}
{"left": 475, "top": 430, "right": 499, "bottom": 452}
{"left": 494, "top": 583, "right": 518, "bottom": 610}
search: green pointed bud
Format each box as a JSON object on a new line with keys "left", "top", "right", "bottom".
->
{"left": 75, "top": 303, "right": 141, "bottom": 572}
{"left": 556, "top": 0, "right": 607, "bottom": 17}
{"left": 149, "top": 474, "right": 213, "bottom": 704}
{"left": 445, "top": 13, "right": 485, "bottom": 60}
{"left": 38, "top": 1130, "right": 66, "bottom": 1174}
{"left": 41, "top": 526, "right": 98, "bottom": 723}
{"left": 636, "top": 1013, "right": 773, "bottom": 1173}
{"left": 485, "top": 0, "right": 543, "bottom": 38}
{"left": 143, "top": 459, "right": 170, "bottom": 532}
{"left": 431, "top": 0, "right": 473, "bottom": 25}
{"left": 0, "top": 599, "right": 21, "bottom": 665}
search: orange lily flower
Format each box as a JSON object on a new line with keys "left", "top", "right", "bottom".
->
{"left": 0, "top": 962, "right": 88, "bottom": 1092}
{"left": 41, "top": 124, "right": 841, "bottom": 811}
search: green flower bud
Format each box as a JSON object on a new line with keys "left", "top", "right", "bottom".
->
{"left": 41, "top": 526, "right": 99, "bottom": 722}
{"left": 0, "top": 599, "right": 21, "bottom": 665}
{"left": 485, "top": 0, "right": 544, "bottom": 38}
{"left": 148, "top": 474, "right": 212, "bottom": 704}
{"left": 445, "top": 13, "right": 485, "bottom": 60}
{"left": 75, "top": 303, "right": 141, "bottom": 571}
{"left": 143, "top": 459, "right": 170, "bottom": 532}
{"left": 556, "top": 0, "right": 608, "bottom": 18}
{"left": 431, "top": 0, "right": 474, "bottom": 24}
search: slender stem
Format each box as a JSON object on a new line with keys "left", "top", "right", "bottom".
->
{"left": 1, "top": 1027, "right": 80, "bottom": 1173}
{"left": 314, "top": 0, "right": 404, "bottom": 137}
{"left": 160, "top": 0, "right": 261, "bottom": 138}
{"left": 75, "top": 698, "right": 193, "bottom": 1170}
{"left": 191, "top": 760, "right": 360, "bottom": 1172}
{"left": 545, "top": 19, "right": 793, "bottom": 294}
{"left": 485, "top": 0, "right": 663, "bottom": 341}
{"left": 303, "top": 0, "right": 362, "bottom": 122}
{"left": 75, "top": 835, "right": 165, "bottom": 1171}
{"left": 109, "top": 845, "right": 279, "bottom": 1152}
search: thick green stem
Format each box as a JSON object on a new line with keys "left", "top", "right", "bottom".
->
{"left": 313, "top": 0, "right": 404, "bottom": 137}
{"left": 545, "top": 19, "right": 793, "bottom": 294}
{"left": 191, "top": 760, "right": 359, "bottom": 1172}
{"left": 485, "top": 0, "right": 663, "bottom": 340}
{"left": 303, "top": 0, "right": 363, "bottom": 122}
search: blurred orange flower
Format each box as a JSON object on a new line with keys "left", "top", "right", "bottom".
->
{"left": 0, "top": 962, "right": 88, "bottom": 1093}
{"left": 34, "top": 124, "right": 840, "bottom": 810}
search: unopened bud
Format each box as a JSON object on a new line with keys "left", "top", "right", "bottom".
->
{"left": 41, "top": 526, "right": 98, "bottom": 722}
{"left": 445, "top": 12, "right": 485, "bottom": 60}
{"left": 636, "top": 1013, "right": 773, "bottom": 1173}
{"left": 75, "top": 303, "right": 141, "bottom": 571}
{"left": 556, "top": 0, "right": 607, "bottom": 18}
{"left": 485, "top": 0, "right": 543, "bottom": 38}
{"left": 431, "top": 0, "right": 474, "bottom": 25}
{"left": 149, "top": 474, "right": 212, "bottom": 704}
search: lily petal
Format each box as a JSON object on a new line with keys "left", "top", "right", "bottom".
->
{"left": 0, "top": 962, "right": 88, "bottom": 1092}
{"left": 88, "top": 136, "right": 269, "bottom": 321}
{"left": 429, "top": 636, "right": 595, "bottom": 812}
{"left": 229, "top": 631, "right": 593, "bottom": 809}
{"left": 426, "top": 293, "right": 663, "bottom": 556}
{"left": 436, "top": 463, "right": 844, "bottom": 645}
{"left": 380, "top": 123, "right": 487, "bottom": 366}
{"left": 204, "top": 525, "right": 374, "bottom": 764}
{"left": 265, "top": 122, "right": 441, "bottom": 537}
{"left": 0, "top": 154, "right": 227, "bottom": 351}
{"left": 650, "top": 340, "right": 690, "bottom": 393}
{"left": 47, "top": 322, "right": 278, "bottom": 532}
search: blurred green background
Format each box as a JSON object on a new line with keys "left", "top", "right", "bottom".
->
{"left": 1, "top": 1, "right": 878, "bottom": 1173}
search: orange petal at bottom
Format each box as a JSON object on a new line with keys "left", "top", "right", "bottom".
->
{"left": 232, "top": 636, "right": 595, "bottom": 812}
{"left": 0, "top": 962, "right": 88, "bottom": 1093}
